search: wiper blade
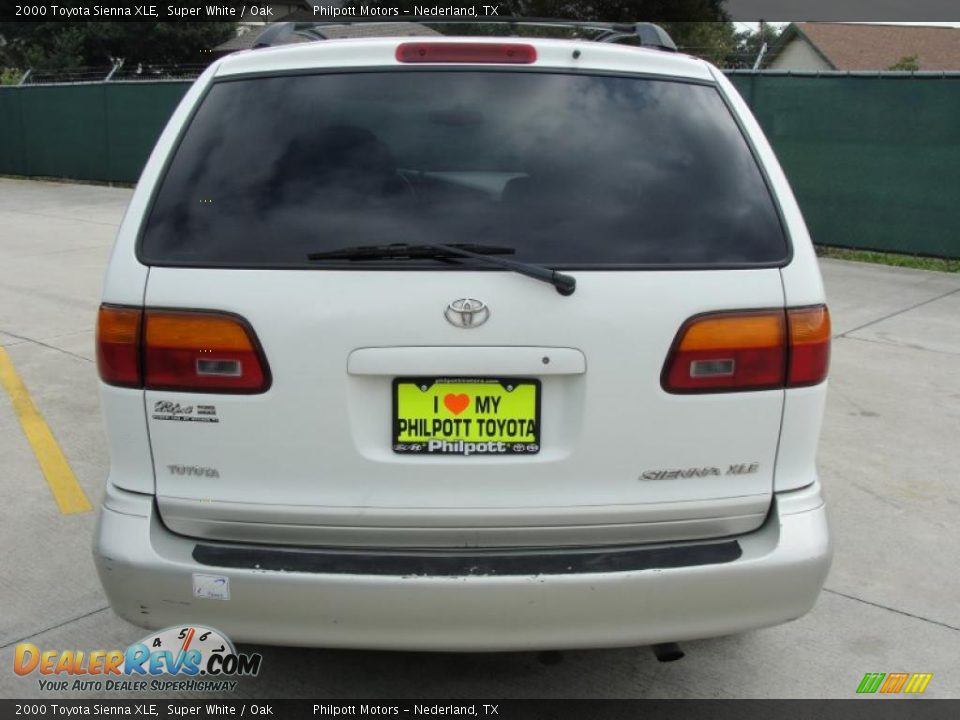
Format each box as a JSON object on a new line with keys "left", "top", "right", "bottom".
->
{"left": 307, "top": 242, "right": 515, "bottom": 260}
{"left": 307, "top": 243, "right": 576, "bottom": 296}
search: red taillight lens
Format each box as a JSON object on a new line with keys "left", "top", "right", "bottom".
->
{"left": 96, "top": 305, "right": 142, "bottom": 388}
{"left": 144, "top": 310, "right": 270, "bottom": 393}
{"left": 787, "top": 306, "right": 831, "bottom": 386}
{"left": 396, "top": 42, "right": 537, "bottom": 64}
{"left": 663, "top": 306, "right": 830, "bottom": 393}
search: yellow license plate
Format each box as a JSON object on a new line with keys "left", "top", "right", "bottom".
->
{"left": 393, "top": 377, "right": 540, "bottom": 455}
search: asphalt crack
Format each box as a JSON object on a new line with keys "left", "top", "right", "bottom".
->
{"left": 840, "top": 334, "right": 960, "bottom": 357}
{"left": 0, "top": 606, "right": 111, "bottom": 650}
{"left": 823, "top": 587, "right": 960, "bottom": 633}
{"left": 836, "top": 286, "right": 960, "bottom": 338}
{"left": 0, "top": 329, "right": 93, "bottom": 364}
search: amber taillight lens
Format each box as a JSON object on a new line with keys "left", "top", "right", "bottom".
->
{"left": 787, "top": 306, "right": 831, "bottom": 387}
{"left": 96, "top": 305, "right": 142, "bottom": 388}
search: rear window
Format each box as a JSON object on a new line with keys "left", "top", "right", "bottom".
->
{"left": 140, "top": 71, "right": 788, "bottom": 268}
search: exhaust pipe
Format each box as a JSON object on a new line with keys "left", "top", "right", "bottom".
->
{"left": 652, "top": 642, "right": 684, "bottom": 662}
{"left": 537, "top": 650, "right": 564, "bottom": 665}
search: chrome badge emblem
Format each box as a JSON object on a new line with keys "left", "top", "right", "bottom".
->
{"left": 445, "top": 298, "right": 489, "bottom": 328}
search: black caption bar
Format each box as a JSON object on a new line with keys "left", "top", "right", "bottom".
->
{"left": 726, "top": 0, "right": 960, "bottom": 22}
{"left": 5, "top": 2, "right": 507, "bottom": 23}
{"left": 3, "top": 1, "right": 959, "bottom": 23}
{"left": 1, "top": 700, "right": 959, "bottom": 720}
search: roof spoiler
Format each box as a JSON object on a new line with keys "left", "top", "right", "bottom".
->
{"left": 253, "top": 18, "right": 677, "bottom": 53}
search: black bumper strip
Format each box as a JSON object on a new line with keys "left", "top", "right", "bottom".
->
{"left": 192, "top": 539, "right": 742, "bottom": 576}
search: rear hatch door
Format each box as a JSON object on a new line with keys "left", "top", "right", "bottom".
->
{"left": 140, "top": 61, "right": 789, "bottom": 548}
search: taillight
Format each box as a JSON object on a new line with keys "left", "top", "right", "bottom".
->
{"left": 144, "top": 310, "right": 269, "bottom": 393}
{"left": 662, "top": 306, "right": 830, "bottom": 393}
{"left": 787, "top": 305, "right": 831, "bottom": 387}
{"left": 96, "top": 305, "right": 270, "bottom": 394}
{"left": 96, "top": 305, "right": 142, "bottom": 388}
{"left": 396, "top": 42, "right": 537, "bottom": 64}
{"left": 663, "top": 310, "right": 787, "bottom": 393}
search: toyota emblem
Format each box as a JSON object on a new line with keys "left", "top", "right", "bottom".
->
{"left": 445, "top": 298, "right": 489, "bottom": 328}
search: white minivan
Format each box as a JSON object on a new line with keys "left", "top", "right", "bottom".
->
{"left": 94, "top": 22, "right": 832, "bottom": 652}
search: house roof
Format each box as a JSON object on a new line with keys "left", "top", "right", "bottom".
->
{"left": 771, "top": 22, "right": 960, "bottom": 71}
{"left": 216, "top": 26, "right": 272, "bottom": 52}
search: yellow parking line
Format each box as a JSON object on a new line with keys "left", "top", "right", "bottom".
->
{"left": 0, "top": 346, "right": 92, "bottom": 514}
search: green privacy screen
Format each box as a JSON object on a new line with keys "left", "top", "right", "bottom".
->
{"left": 0, "top": 75, "right": 957, "bottom": 258}
{"left": 728, "top": 74, "right": 959, "bottom": 258}
{"left": 0, "top": 81, "right": 191, "bottom": 184}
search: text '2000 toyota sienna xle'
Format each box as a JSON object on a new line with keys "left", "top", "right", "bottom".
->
{"left": 93, "top": 23, "right": 832, "bottom": 652}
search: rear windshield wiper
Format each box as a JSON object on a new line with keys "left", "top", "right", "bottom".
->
{"left": 307, "top": 243, "right": 576, "bottom": 296}
{"left": 308, "top": 242, "right": 513, "bottom": 260}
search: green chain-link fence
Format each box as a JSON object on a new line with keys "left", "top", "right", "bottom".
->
{"left": 1, "top": 73, "right": 957, "bottom": 258}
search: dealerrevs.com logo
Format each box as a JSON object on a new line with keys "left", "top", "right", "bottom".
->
{"left": 14, "top": 626, "right": 262, "bottom": 693}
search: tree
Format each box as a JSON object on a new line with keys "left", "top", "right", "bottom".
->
{"left": 506, "top": 0, "right": 729, "bottom": 23}
{"left": 726, "top": 22, "right": 783, "bottom": 69}
{"left": 511, "top": 1, "right": 738, "bottom": 63}
{"left": 341, "top": 0, "right": 730, "bottom": 20}
{"left": 665, "top": 21, "right": 737, "bottom": 65}
{"left": 1, "top": 67, "right": 23, "bottom": 85}
{"left": 0, "top": 21, "right": 236, "bottom": 70}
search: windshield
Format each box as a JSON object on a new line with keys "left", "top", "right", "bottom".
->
{"left": 140, "top": 71, "right": 788, "bottom": 268}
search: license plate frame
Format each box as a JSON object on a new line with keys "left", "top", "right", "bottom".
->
{"left": 392, "top": 377, "right": 541, "bottom": 455}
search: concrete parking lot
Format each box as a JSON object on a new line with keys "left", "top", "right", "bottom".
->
{"left": 0, "top": 177, "right": 957, "bottom": 699}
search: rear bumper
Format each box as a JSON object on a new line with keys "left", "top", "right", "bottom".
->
{"left": 93, "top": 482, "right": 831, "bottom": 651}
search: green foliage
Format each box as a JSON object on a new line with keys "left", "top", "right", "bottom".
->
{"left": 888, "top": 55, "right": 920, "bottom": 72}
{"left": 727, "top": 22, "right": 782, "bottom": 69}
{"left": 0, "top": 21, "right": 236, "bottom": 70}
{"left": 664, "top": 21, "right": 736, "bottom": 64}
{"left": 1, "top": 68, "right": 24, "bottom": 85}
{"left": 816, "top": 246, "right": 959, "bottom": 273}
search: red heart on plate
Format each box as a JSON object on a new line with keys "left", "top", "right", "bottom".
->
{"left": 443, "top": 393, "right": 470, "bottom": 415}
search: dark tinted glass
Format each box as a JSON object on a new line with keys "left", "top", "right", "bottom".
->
{"left": 141, "top": 71, "right": 787, "bottom": 267}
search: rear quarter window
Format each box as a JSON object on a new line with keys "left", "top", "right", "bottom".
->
{"left": 140, "top": 70, "right": 788, "bottom": 268}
